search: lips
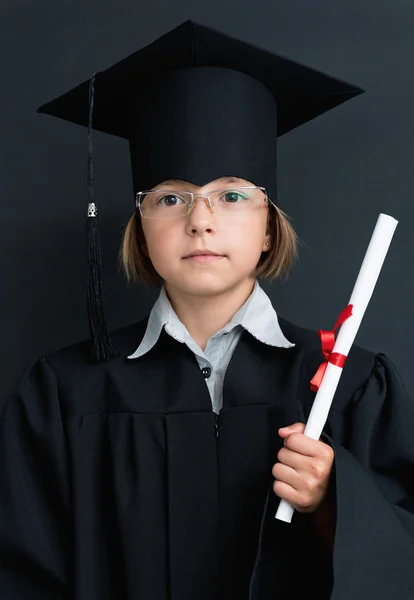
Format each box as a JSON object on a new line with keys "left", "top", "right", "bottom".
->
{"left": 184, "top": 250, "right": 223, "bottom": 258}
{"left": 184, "top": 254, "right": 225, "bottom": 263}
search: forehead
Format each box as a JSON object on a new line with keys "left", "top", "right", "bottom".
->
{"left": 155, "top": 176, "right": 253, "bottom": 188}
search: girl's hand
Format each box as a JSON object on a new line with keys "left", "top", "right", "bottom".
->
{"left": 271, "top": 422, "right": 334, "bottom": 513}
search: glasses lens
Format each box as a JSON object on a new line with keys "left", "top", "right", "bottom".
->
{"left": 209, "top": 188, "right": 265, "bottom": 215}
{"left": 138, "top": 187, "right": 267, "bottom": 219}
{"left": 139, "top": 191, "right": 193, "bottom": 219}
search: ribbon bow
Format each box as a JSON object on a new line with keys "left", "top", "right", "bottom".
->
{"left": 310, "top": 304, "right": 354, "bottom": 392}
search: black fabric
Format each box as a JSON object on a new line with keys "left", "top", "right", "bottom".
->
{"left": 1, "top": 316, "right": 413, "bottom": 599}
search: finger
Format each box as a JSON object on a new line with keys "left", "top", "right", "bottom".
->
{"left": 284, "top": 433, "right": 331, "bottom": 458}
{"left": 272, "top": 462, "right": 302, "bottom": 490}
{"left": 273, "top": 480, "right": 313, "bottom": 512}
{"left": 278, "top": 422, "right": 305, "bottom": 438}
{"left": 276, "top": 446, "right": 312, "bottom": 471}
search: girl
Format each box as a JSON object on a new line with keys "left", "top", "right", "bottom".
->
{"left": 1, "top": 19, "right": 413, "bottom": 600}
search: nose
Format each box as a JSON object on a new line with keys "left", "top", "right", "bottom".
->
{"left": 185, "top": 194, "right": 217, "bottom": 236}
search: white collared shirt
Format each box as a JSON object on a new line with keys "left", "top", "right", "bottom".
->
{"left": 128, "top": 279, "right": 295, "bottom": 414}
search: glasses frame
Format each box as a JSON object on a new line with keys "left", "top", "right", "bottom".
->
{"left": 135, "top": 186, "right": 277, "bottom": 219}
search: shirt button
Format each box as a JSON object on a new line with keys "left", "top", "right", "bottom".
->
{"left": 202, "top": 366, "right": 212, "bottom": 378}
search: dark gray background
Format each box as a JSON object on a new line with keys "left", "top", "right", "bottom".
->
{"left": 1, "top": 1, "right": 413, "bottom": 403}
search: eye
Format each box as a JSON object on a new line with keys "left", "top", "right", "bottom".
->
{"left": 157, "top": 194, "right": 186, "bottom": 207}
{"left": 220, "top": 190, "right": 249, "bottom": 203}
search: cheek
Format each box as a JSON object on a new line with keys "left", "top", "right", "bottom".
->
{"left": 228, "top": 219, "right": 266, "bottom": 251}
{"left": 143, "top": 224, "right": 180, "bottom": 262}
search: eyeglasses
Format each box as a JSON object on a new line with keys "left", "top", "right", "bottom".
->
{"left": 135, "top": 186, "right": 276, "bottom": 219}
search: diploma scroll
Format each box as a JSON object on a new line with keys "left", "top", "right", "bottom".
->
{"left": 275, "top": 213, "right": 399, "bottom": 523}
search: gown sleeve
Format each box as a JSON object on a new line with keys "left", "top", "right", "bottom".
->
{"left": 324, "top": 352, "right": 414, "bottom": 599}
{"left": 0, "top": 356, "right": 71, "bottom": 599}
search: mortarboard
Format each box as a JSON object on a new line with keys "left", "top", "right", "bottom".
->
{"left": 37, "top": 19, "right": 364, "bottom": 362}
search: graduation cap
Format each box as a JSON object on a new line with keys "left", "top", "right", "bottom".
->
{"left": 37, "top": 19, "right": 364, "bottom": 362}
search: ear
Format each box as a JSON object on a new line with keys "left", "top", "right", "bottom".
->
{"left": 262, "top": 235, "right": 271, "bottom": 252}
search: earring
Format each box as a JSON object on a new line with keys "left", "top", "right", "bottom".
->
{"left": 266, "top": 242, "right": 270, "bottom": 246}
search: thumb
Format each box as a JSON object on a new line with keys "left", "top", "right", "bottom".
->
{"left": 278, "top": 422, "right": 306, "bottom": 438}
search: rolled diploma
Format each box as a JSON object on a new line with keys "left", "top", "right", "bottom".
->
{"left": 275, "top": 213, "right": 399, "bottom": 523}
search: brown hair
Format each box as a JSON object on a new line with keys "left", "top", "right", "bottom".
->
{"left": 118, "top": 203, "right": 298, "bottom": 287}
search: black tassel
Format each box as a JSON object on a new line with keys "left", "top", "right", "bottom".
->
{"left": 86, "top": 73, "right": 118, "bottom": 361}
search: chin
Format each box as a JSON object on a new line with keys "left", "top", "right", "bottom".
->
{"left": 168, "top": 274, "right": 246, "bottom": 297}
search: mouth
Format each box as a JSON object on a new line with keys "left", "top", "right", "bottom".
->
{"left": 183, "top": 254, "right": 225, "bottom": 263}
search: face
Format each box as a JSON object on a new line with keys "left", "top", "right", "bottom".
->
{"left": 140, "top": 176, "right": 272, "bottom": 297}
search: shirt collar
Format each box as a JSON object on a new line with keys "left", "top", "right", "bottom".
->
{"left": 127, "top": 279, "right": 294, "bottom": 359}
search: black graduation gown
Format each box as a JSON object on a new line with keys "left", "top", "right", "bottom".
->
{"left": 1, "top": 316, "right": 413, "bottom": 600}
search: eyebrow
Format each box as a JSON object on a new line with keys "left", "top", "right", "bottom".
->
{"left": 158, "top": 176, "right": 244, "bottom": 186}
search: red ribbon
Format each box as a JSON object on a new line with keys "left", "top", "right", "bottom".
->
{"left": 310, "top": 304, "right": 353, "bottom": 392}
